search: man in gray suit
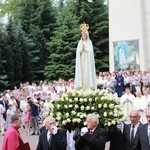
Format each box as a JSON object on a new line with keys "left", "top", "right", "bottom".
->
{"left": 139, "top": 108, "right": 150, "bottom": 150}
{"left": 123, "top": 110, "right": 142, "bottom": 150}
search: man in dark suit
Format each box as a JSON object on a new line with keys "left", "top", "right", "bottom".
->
{"left": 139, "top": 108, "right": 150, "bottom": 150}
{"left": 36, "top": 116, "right": 67, "bottom": 150}
{"left": 74, "top": 113, "right": 108, "bottom": 150}
{"left": 123, "top": 110, "right": 142, "bottom": 150}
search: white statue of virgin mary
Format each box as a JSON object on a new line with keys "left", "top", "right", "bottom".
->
{"left": 75, "top": 23, "right": 97, "bottom": 91}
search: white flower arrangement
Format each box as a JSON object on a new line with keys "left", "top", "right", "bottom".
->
{"left": 49, "top": 89, "right": 123, "bottom": 130}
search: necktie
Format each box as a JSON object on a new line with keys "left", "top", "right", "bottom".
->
{"left": 89, "top": 130, "right": 93, "bottom": 135}
{"left": 130, "top": 125, "right": 135, "bottom": 142}
{"left": 48, "top": 132, "right": 52, "bottom": 148}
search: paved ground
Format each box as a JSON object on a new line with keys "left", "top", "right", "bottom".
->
{"left": 0, "top": 128, "right": 110, "bottom": 150}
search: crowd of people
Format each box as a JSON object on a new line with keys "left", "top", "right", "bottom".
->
{"left": 2, "top": 109, "right": 150, "bottom": 150}
{"left": 0, "top": 69, "right": 150, "bottom": 149}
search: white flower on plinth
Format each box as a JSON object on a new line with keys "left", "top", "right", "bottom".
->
{"left": 75, "top": 104, "right": 79, "bottom": 109}
{"left": 84, "top": 98, "right": 87, "bottom": 102}
{"left": 114, "top": 109, "right": 118, "bottom": 114}
{"left": 72, "top": 118, "right": 77, "bottom": 123}
{"left": 65, "top": 113, "right": 69, "bottom": 117}
{"left": 69, "top": 99, "right": 73, "bottom": 103}
{"left": 64, "top": 105, "right": 68, "bottom": 109}
{"left": 109, "top": 112, "right": 113, "bottom": 116}
{"left": 80, "top": 98, "right": 83, "bottom": 102}
{"left": 91, "top": 106, "right": 95, "bottom": 110}
{"left": 115, "top": 105, "right": 120, "bottom": 109}
{"left": 57, "top": 112, "right": 61, "bottom": 116}
{"left": 49, "top": 104, "right": 54, "bottom": 109}
{"left": 101, "top": 96, "right": 105, "bottom": 100}
{"left": 109, "top": 104, "right": 114, "bottom": 109}
{"left": 56, "top": 116, "right": 61, "bottom": 121}
{"left": 77, "top": 118, "right": 81, "bottom": 123}
{"left": 83, "top": 113, "right": 87, "bottom": 118}
{"left": 60, "top": 97, "right": 64, "bottom": 101}
{"left": 86, "top": 106, "right": 90, "bottom": 110}
{"left": 72, "top": 92, "right": 76, "bottom": 96}
{"left": 77, "top": 113, "right": 80, "bottom": 117}
{"left": 92, "top": 90, "right": 97, "bottom": 95}
{"left": 56, "top": 104, "right": 61, "bottom": 109}
{"left": 67, "top": 118, "right": 71, "bottom": 123}
{"left": 81, "top": 105, "right": 84, "bottom": 110}
{"left": 111, "top": 120, "right": 116, "bottom": 125}
{"left": 108, "top": 122, "right": 111, "bottom": 126}
{"left": 74, "top": 97, "right": 78, "bottom": 102}
{"left": 68, "top": 104, "right": 73, "bottom": 108}
{"left": 103, "top": 112, "right": 107, "bottom": 117}
{"left": 71, "top": 111, "right": 76, "bottom": 115}
{"left": 78, "top": 91, "right": 82, "bottom": 96}
{"left": 65, "top": 96, "right": 68, "bottom": 100}
{"left": 50, "top": 112, "right": 54, "bottom": 116}
{"left": 114, "top": 113, "right": 117, "bottom": 117}
{"left": 103, "top": 103, "right": 107, "bottom": 108}
{"left": 95, "top": 97, "right": 98, "bottom": 101}
{"left": 80, "top": 114, "right": 84, "bottom": 119}
{"left": 62, "top": 120, "right": 67, "bottom": 125}
{"left": 62, "top": 93, "right": 66, "bottom": 97}
{"left": 98, "top": 104, "right": 102, "bottom": 108}
{"left": 89, "top": 98, "right": 92, "bottom": 102}
{"left": 119, "top": 117, "right": 124, "bottom": 122}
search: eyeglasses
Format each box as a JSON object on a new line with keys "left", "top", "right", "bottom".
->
{"left": 130, "top": 116, "right": 139, "bottom": 118}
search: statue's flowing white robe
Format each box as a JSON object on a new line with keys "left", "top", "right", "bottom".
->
{"left": 75, "top": 32, "right": 97, "bottom": 90}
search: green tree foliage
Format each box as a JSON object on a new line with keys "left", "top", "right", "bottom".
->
{"left": 17, "top": 28, "right": 33, "bottom": 82}
{"left": 4, "top": 18, "right": 15, "bottom": 86}
{"left": 4, "top": 17, "right": 24, "bottom": 86}
{"left": 45, "top": 1, "right": 80, "bottom": 80}
{"left": 0, "top": 24, "right": 8, "bottom": 88}
{"left": 0, "top": 0, "right": 109, "bottom": 86}
{"left": 14, "top": 0, "right": 57, "bottom": 80}
{"left": 0, "top": 17, "right": 33, "bottom": 88}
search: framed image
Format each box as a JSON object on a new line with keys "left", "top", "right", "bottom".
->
{"left": 113, "top": 39, "right": 140, "bottom": 71}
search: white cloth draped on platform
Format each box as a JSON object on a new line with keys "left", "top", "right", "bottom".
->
{"left": 66, "top": 130, "right": 75, "bottom": 150}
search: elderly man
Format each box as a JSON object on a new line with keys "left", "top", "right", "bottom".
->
{"left": 36, "top": 116, "right": 67, "bottom": 150}
{"left": 139, "top": 108, "right": 150, "bottom": 150}
{"left": 74, "top": 113, "right": 108, "bottom": 150}
{"left": 2, "top": 114, "right": 24, "bottom": 150}
{"left": 123, "top": 110, "right": 142, "bottom": 150}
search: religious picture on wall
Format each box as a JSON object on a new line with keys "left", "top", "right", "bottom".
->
{"left": 113, "top": 39, "right": 140, "bottom": 71}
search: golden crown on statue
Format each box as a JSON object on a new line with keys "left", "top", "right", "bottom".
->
{"left": 80, "top": 22, "right": 89, "bottom": 32}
